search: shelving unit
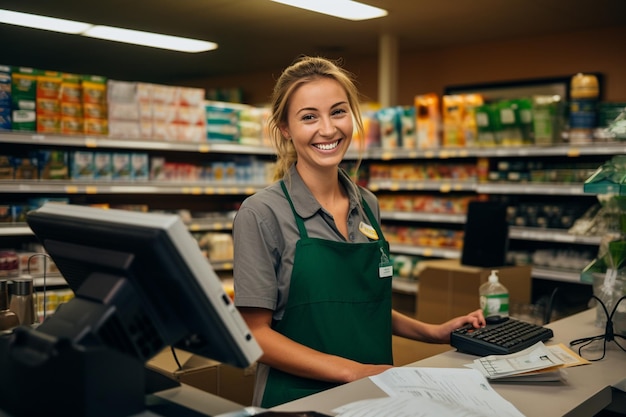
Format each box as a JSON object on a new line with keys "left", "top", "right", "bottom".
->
{"left": 2, "top": 131, "right": 623, "bottom": 305}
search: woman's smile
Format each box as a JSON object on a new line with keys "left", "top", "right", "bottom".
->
{"left": 313, "top": 139, "right": 341, "bottom": 151}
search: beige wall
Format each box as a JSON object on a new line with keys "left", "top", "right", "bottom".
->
{"left": 184, "top": 26, "right": 626, "bottom": 106}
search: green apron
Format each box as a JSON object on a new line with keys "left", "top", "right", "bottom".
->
{"left": 260, "top": 181, "right": 393, "bottom": 408}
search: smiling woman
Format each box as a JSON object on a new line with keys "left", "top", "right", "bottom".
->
{"left": 231, "top": 56, "right": 486, "bottom": 408}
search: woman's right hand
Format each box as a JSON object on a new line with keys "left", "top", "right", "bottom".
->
{"left": 238, "top": 307, "right": 394, "bottom": 384}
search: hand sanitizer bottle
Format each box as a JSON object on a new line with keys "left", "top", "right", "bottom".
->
{"left": 479, "top": 270, "right": 509, "bottom": 318}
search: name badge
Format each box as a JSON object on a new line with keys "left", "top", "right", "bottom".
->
{"left": 359, "top": 221, "right": 379, "bottom": 240}
{"left": 378, "top": 247, "right": 393, "bottom": 279}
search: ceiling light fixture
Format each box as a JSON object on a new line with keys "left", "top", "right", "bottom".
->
{"left": 0, "top": 9, "right": 92, "bottom": 34}
{"left": 83, "top": 26, "right": 217, "bottom": 53}
{"left": 0, "top": 8, "right": 217, "bottom": 53}
{"left": 271, "top": 0, "right": 387, "bottom": 21}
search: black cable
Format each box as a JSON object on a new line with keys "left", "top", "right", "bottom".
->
{"left": 170, "top": 346, "right": 183, "bottom": 370}
{"left": 544, "top": 286, "right": 559, "bottom": 325}
{"left": 27, "top": 253, "right": 51, "bottom": 323}
{"left": 569, "top": 294, "right": 626, "bottom": 361}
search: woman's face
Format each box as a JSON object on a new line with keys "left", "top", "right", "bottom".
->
{"left": 282, "top": 77, "right": 353, "bottom": 173}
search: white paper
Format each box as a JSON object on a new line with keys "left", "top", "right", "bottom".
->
{"left": 334, "top": 367, "right": 525, "bottom": 417}
{"left": 470, "top": 342, "right": 564, "bottom": 379}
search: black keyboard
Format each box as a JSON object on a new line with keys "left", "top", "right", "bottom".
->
{"left": 450, "top": 316, "right": 554, "bottom": 356}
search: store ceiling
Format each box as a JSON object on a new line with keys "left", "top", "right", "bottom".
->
{"left": 1, "top": 0, "right": 625, "bottom": 84}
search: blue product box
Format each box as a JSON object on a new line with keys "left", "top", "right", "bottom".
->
{"left": 131, "top": 153, "right": 149, "bottom": 181}
{"left": 36, "top": 150, "right": 69, "bottom": 179}
{"left": 112, "top": 152, "right": 132, "bottom": 181}
{"left": 71, "top": 151, "right": 95, "bottom": 180}
{"left": 0, "top": 66, "right": 11, "bottom": 109}
{"left": 94, "top": 152, "right": 113, "bottom": 181}
{"left": 0, "top": 108, "right": 10, "bottom": 130}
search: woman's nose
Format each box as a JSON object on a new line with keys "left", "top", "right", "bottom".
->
{"left": 319, "top": 117, "right": 336, "bottom": 136}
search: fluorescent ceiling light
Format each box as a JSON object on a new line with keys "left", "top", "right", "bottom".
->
{"left": 272, "top": 0, "right": 387, "bottom": 21}
{"left": 0, "top": 8, "right": 217, "bottom": 53}
{"left": 84, "top": 26, "right": 217, "bottom": 53}
{"left": 0, "top": 9, "right": 92, "bottom": 34}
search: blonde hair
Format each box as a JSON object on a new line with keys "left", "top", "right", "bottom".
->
{"left": 268, "top": 56, "right": 364, "bottom": 181}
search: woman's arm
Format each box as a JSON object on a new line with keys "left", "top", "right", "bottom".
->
{"left": 391, "top": 309, "right": 485, "bottom": 344}
{"left": 239, "top": 307, "right": 393, "bottom": 383}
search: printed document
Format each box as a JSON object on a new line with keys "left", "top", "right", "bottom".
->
{"left": 468, "top": 342, "right": 588, "bottom": 381}
{"left": 332, "top": 367, "right": 525, "bottom": 417}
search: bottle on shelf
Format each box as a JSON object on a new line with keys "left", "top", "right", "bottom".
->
{"left": 479, "top": 270, "right": 509, "bottom": 318}
{"left": 0, "top": 280, "right": 19, "bottom": 332}
{"left": 9, "top": 276, "right": 37, "bottom": 326}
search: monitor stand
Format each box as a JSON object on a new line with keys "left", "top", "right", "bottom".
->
{"left": 0, "top": 326, "right": 145, "bottom": 417}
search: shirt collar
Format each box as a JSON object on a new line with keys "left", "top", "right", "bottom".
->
{"left": 283, "top": 164, "right": 361, "bottom": 219}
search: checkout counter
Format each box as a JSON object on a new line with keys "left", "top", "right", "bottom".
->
{"left": 272, "top": 308, "right": 626, "bottom": 417}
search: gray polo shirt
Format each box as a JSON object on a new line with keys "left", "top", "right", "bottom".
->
{"left": 232, "top": 164, "right": 381, "bottom": 320}
{"left": 232, "top": 164, "right": 382, "bottom": 406}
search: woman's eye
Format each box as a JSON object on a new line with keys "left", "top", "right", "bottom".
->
{"left": 301, "top": 114, "right": 316, "bottom": 121}
{"left": 332, "top": 108, "right": 348, "bottom": 116}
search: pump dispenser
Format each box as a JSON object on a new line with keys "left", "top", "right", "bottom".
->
{"left": 479, "top": 270, "right": 509, "bottom": 318}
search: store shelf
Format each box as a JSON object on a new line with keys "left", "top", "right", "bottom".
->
{"left": 369, "top": 179, "right": 477, "bottom": 193}
{"left": 476, "top": 182, "right": 585, "bottom": 195}
{"left": 0, "top": 223, "right": 33, "bottom": 236}
{"left": 530, "top": 267, "right": 589, "bottom": 284}
{"left": 1, "top": 218, "right": 235, "bottom": 236}
{"left": 389, "top": 243, "right": 461, "bottom": 259}
{"left": 0, "top": 131, "right": 275, "bottom": 155}
{"left": 33, "top": 275, "right": 67, "bottom": 287}
{"left": 362, "top": 142, "right": 626, "bottom": 160}
{"left": 186, "top": 217, "right": 234, "bottom": 232}
{"left": 381, "top": 211, "right": 466, "bottom": 224}
{"left": 0, "top": 180, "right": 265, "bottom": 195}
{"left": 508, "top": 227, "right": 602, "bottom": 245}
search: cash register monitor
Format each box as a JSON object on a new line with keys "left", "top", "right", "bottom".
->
{"left": 0, "top": 202, "right": 262, "bottom": 416}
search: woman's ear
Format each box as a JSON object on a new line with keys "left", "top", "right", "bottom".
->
{"left": 280, "top": 127, "right": 291, "bottom": 140}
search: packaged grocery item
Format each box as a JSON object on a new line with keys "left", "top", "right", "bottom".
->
{"left": 442, "top": 95, "right": 464, "bottom": 147}
{"left": 12, "top": 156, "right": 38, "bottom": 180}
{"left": 36, "top": 72, "right": 62, "bottom": 133}
{"left": 37, "top": 150, "right": 69, "bottom": 179}
{"left": 415, "top": 93, "right": 440, "bottom": 149}
{"left": 475, "top": 104, "right": 499, "bottom": 147}
{"left": 515, "top": 98, "right": 534, "bottom": 144}
{"left": 112, "top": 152, "right": 132, "bottom": 181}
{"left": 377, "top": 107, "right": 399, "bottom": 149}
{"left": 398, "top": 106, "right": 416, "bottom": 149}
{"left": 94, "top": 152, "right": 113, "bottom": 181}
{"left": 569, "top": 73, "right": 599, "bottom": 144}
{"left": 532, "top": 95, "right": 563, "bottom": 145}
{"left": 71, "top": 151, "right": 95, "bottom": 180}
{"left": 0, "top": 65, "right": 11, "bottom": 130}
{"left": 461, "top": 94, "right": 484, "bottom": 148}
{"left": 11, "top": 67, "right": 38, "bottom": 131}
{"left": 131, "top": 153, "right": 149, "bottom": 181}
{"left": 496, "top": 100, "right": 523, "bottom": 146}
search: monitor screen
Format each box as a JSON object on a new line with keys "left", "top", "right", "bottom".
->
{"left": 25, "top": 202, "right": 262, "bottom": 368}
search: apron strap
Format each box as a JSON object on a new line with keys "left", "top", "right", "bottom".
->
{"left": 281, "top": 179, "right": 386, "bottom": 243}
{"left": 280, "top": 180, "right": 308, "bottom": 238}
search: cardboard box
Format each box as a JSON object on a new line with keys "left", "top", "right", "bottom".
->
{"left": 416, "top": 259, "right": 531, "bottom": 323}
{"left": 146, "top": 347, "right": 256, "bottom": 406}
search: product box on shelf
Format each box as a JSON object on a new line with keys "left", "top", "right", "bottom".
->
{"left": 147, "top": 347, "right": 256, "bottom": 406}
{"left": 0, "top": 65, "right": 11, "bottom": 130}
{"left": 416, "top": 259, "right": 531, "bottom": 324}
{"left": 11, "top": 67, "right": 38, "bottom": 132}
